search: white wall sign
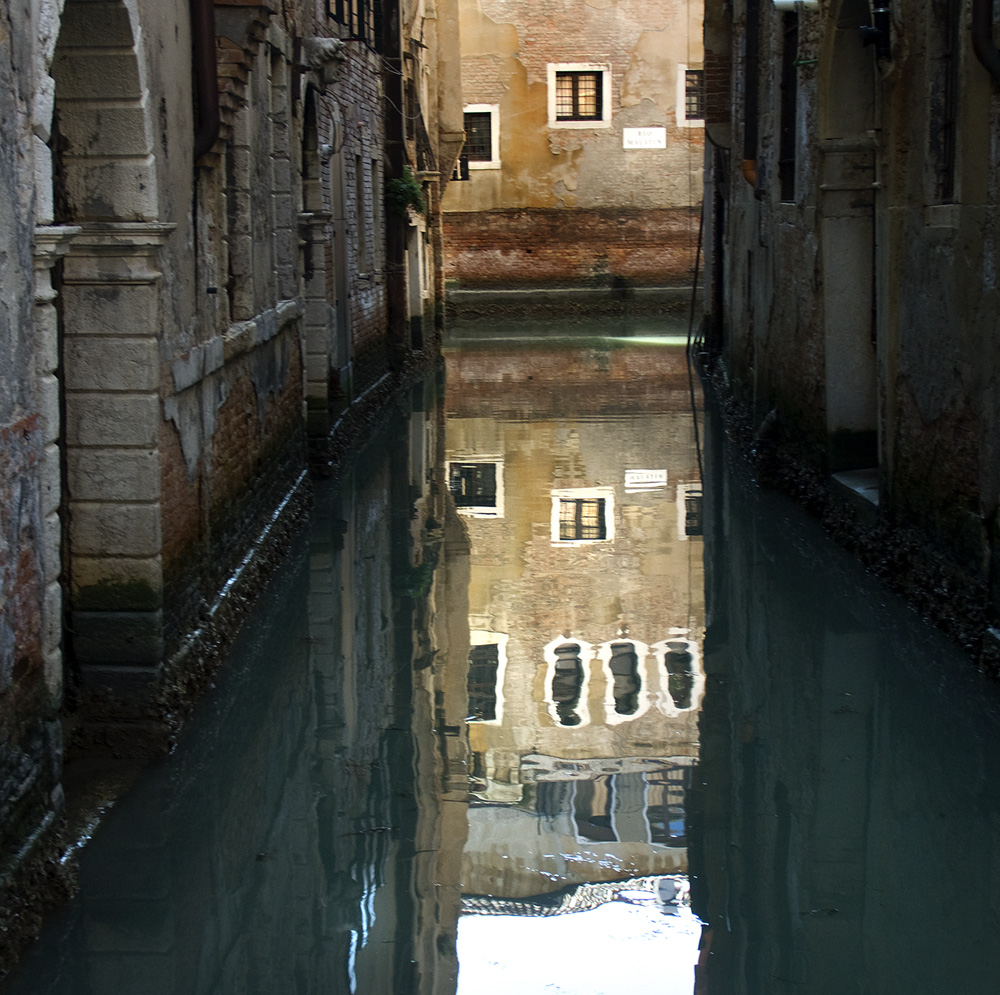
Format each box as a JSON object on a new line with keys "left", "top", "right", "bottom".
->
{"left": 623, "top": 127, "right": 667, "bottom": 150}
{"left": 625, "top": 469, "right": 667, "bottom": 492}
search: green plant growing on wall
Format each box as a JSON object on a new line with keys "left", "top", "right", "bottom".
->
{"left": 386, "top": 165, "right": 425, "bottom": 216}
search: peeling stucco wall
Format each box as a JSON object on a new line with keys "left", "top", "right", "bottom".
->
{"left": 442, "top": 0, "right": 704, "bottom": 288}
{"left": 448, "top": 0, "right": 702, "bottom": 211}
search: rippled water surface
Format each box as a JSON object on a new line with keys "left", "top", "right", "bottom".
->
{"left": 7, "top": 327, "right": 1000, "bottom": 995}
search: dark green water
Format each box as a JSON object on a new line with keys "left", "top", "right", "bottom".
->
{"left": 5, "top": 337, "right": 1000, "bottom": 995}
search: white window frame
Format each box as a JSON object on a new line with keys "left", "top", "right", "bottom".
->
{"left": 550, "top": 486, "right": 615, "bottom": 545}
{"left": 677, "top": 64, "right": 705, "bottom": 128}
{"left": 547, "top": 63, "right": 612, "bottom": 129}
{"left": 651, "top": 634, "right": 706, "bottom": 716}
{"left": 675, "top": 482, "right": 703, "bottom": 539}
{"left": 467, "top": 630, "right": 508, "bottom": 725}
{"left": 543, "top": 636, "right": 594, "bottom": 728}
{"left": 463, "top": 103, "right": 501, "bottom": 170}
{"left": 447, "top": 456, "right": 504, "bottom": 518}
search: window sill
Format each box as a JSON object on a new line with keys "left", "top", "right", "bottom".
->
{"left": 549, "top": 120, "right": 612, "bottom": 130}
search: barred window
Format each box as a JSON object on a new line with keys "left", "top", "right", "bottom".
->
{"left": 464, "top": 112, "right": 493, "bottom": 161}
{"left": 685, "top": 69, "right": 705, "bottom": 121}
{"left": 328, "top": 0, "right": 380, "bottom": 49}
{"left": 555, "top": 71, "right": 602, "bottom": 121}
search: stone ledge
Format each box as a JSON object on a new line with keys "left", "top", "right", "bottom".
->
{"left": 171, "top": 297, "right": 303, "bottom": 393}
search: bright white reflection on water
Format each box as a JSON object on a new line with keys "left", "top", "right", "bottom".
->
{"left": 458, "top": 900, "right": 700, "bottom": 995}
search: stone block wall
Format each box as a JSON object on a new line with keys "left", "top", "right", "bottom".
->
{"left": 1, "top": 0, "right": 469, "bottom": 958}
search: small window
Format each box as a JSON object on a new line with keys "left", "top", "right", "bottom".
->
{"left": 461, "top": 104, "right": 500, "bottom": 170}
{"left": 676, "top": 483, "right": 703, "bottom": 539}
{"left": 677, "top": 65, "right": 705, "bottom": 128}
{"left": 547, "top": 64, "right": 611, "bottom": 129}
{"left": 684, "top": 490, "right": 703, "bottom": 536}
{"left": 551, "top": 487, "right": 614, "bottom": 544}
{"left": 467, "top": 644, "right": 499, "bottom": 722}
{"left": 664, "top": 641, "right": 695, "bottom": 710}
{"left": 555, "top": 71, "right": 602, "bottom": 121}
{"left": 551, "top": 644, "right": 585, "bottom": 727}
{"left": 451, "top": 462, "right": 495, "bottom": 505}
{"left": 448, "top": 459, "right": 503, "bottom": 517}
{"left": 608, "top": 641, "right": 640, "bottom": 716}
{"left": 464, "top": 112, "right": 492, "bottom": 160}
{"left": 685, "top": 69, "right": 705, "bottom": 120}
{"left": 574, "top": 778, "right": 617, "bottom": 843}
{"left": 329, "top": 0, "right": 380, "bottom": 49}
{"left": 647, "top": 767, "right": 691, "bottom": 846}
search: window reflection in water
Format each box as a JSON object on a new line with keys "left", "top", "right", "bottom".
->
{"left": 442, "top": 337, "right": 706, "bottom": 993}
{"left": 609, "top": 642, "right": 641, "bottom": 715}
{"left": 551, "top": 643, "right": 585, "bottom": 726}
{"left": 664, "top": 640, "right": 695, "bottom": 710}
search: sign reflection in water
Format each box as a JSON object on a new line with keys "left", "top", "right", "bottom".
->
{"left": 439, "top": 336, "right": 706, "bottom": 992}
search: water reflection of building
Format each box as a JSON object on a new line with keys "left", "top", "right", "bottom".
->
{"left": 442, "top": 341, "right": 706, "bottom": 901}
{"left": 6, "top": 381, "right": 457, "bottom": 995}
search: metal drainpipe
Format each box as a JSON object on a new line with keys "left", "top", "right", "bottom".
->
{"left": 973, "top": 0, "right": 1000, "bottom": 85}
{"left": 191, "top": 0, "right": 220, "bottom": 160}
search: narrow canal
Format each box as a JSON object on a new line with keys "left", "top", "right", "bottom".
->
{"left": 7, "top": 326, "right": 1000, "bottom": 994}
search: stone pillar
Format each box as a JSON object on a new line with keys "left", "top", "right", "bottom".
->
{"left": 820, "top": 138, "right": 878, "bottom": 471}
{"left": 60, "top": 222, "right": 174, "bottom": 701}
{"left": 33, "top": 225, "right": 81, "bottom": 700}
{"left": 299, "top": 210, "right": 342, "bottom": 436}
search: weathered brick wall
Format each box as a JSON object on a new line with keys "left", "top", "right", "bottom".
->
{"left": 443, "top": 207, "right": 700, "bottom": 287}
{"left": 160, "top": 324, "right": 306, "bottom": 661}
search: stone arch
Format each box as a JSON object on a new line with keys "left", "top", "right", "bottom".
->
{"left": 817, "top": 0, "right": 879, "bottom": 473}
{"left": 50, "top": 0, "right": 159, "bottom": 222}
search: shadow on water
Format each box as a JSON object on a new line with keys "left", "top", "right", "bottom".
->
{"left": 6, "top": 325, "right": 1000, "bottom": 995}
{"left": 690, "top": 394, "right": 1000, "bottom": 995}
